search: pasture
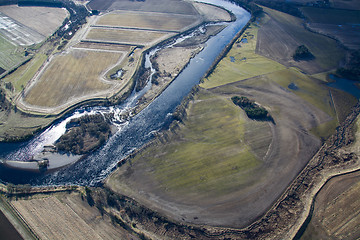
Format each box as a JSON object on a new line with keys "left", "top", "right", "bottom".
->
{"left": 0, "top": 5, "right": 68, "bottom": 37}
{"left": 85, "top": 28, "right": 174, "bottom": 46}
{"left": 96, "top": 10, "right": 200, "bottom": 32}
{"left": 24, "top": 49, "right": 123, "bottom": 108}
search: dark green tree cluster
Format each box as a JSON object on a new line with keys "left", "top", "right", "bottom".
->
{"left": 292, "top": 45, "right": 314, "bottom": 61}
{"left": 231, "top": 96, "right": 270, "bottom": 120}
{"left": 56, "top": 114, "right": 111, "bottom": 154}
{"left": 336, "top": 50, "right": 360, "bottom": 81}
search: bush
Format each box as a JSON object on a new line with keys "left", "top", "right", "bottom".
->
{"left": 293, "top": 45, "right": 314, "bottom": 61}
{"left": 232, "top": 96, "right": 271, "bottom": 120}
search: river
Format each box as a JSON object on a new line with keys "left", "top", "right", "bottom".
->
{"left": 0, "top": 0, "right": 251, "bottom": 186}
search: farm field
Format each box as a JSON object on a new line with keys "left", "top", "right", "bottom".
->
{"left": 11, "top": 192, "right": 138, "bottom": 240}
{"left": 256, "top": 6, "right": 345, "bottom": 74}
{"left": 16, "top": 0, "right": 213, "bottom": 115}
{"left": 85, "top": 28, "right": 174, "bottom": 46}
{"left": 88, "top": 0, "right": 199, "bottom": 15}
{"left": 301, "top": 7, "right": 360, "bottom": 25}
{"left": 201, "top": 17, "right": 285, "bottom": 89}
{"left": 300, "top": 119, "right": 360, "bottom": 240}
{"left": 0, "top": 5, "right": 68, "bottom": 37}
{"left": 330, "top": 0, "right": 360, "bottom": 10}
{"left": 301, "top": 171, "right": 360, "bottom": 240}
{"left": 301, "top": 7, "right": 360, "bottom": 50}
{"left": 193, "top": 2, "right": 232, "bottom": 22}
{"left": 0, "top": 12, "right": 44, "bottom": 46}
{"left": 23, "top": 49, "right": 124, "bottom": 108}
{"left": 0, "top": 34, "right": 26, "bottom": 71}
{"left": 95, "top": 10, "right": 201, "bottom": 32}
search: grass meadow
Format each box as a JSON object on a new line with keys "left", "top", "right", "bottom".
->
{"left": 128, "top": 90, "right": 262, "bottom": 196}
{"left": 200, "top": 23, "right": 285, "bottom": 89}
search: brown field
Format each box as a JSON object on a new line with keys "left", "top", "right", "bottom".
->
{"left": 23, "top": 49, "right": 123, "bottom": 108}
{"left": 0, "top": 5, "right": 68, "bottom": 37}
{"left": 11, "top": 193, "right": 138, "bottom": 240}
{"left": 95, "top": 10, "right": 201, "bottom": 32}
{"left": 300, "top": 118, "right": 360, "bottom": 240}
{"left": 306, "top": 23, "right": 360, "bottom": 50}
{"left": 301, "top": 171, "right": 360, "bottom": 240}
{"left": 88, "top": 0, "right": 199, "bottom": 15}
{"left": 256, "top": 6, "right": 345, "bottom": 74}
{"left": 85, "top": 28, "right": 174, "bottom": 46}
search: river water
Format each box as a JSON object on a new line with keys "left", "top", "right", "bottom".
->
{"left": 0, "top": 0, "right": 250, "bottom": 186}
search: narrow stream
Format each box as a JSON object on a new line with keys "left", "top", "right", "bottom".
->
{"left": 0, "top": 0, "right": 251, "bottom": 185}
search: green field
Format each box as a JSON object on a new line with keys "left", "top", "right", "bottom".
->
{"left": 0, "top": 34, "right": 26, "bottom": 71}
{"left": 201, "top": 23, "right": 285, "bottom": 89}
{"left": 128, "top": 90, "right": 261, "bottom": 195}
{"left": 3, "top": 54, "right": 47, "bottom": 93}
{"left": 301, "top": 7, "right": 360, "bottom": 24}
